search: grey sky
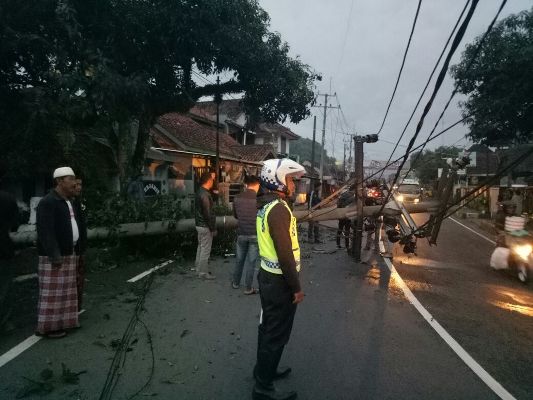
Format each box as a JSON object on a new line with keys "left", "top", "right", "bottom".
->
{"left": 258, "top": 0, "right": 531, "bottom": 163}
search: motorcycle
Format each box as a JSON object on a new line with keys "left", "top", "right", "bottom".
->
{"left": 490, "top": 233, "right": 532, "bottom": 283}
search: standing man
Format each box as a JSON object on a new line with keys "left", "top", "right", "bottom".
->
{"left": 307, "top": 182, "right": 321, "bottom": 243}
{"left": 336, "top": 187, "right": 354, "bottom": 249}
{"left": 0, "top": 164, "right": 19, "bottom": 332}
{"left": 253, "top": 158, "right": 305, "bottom": 400}
{"left": 72, "top": 178, "right": 87, "bottom": 309}
{"left": 232, "top": 175, "right": 260, "bottom": 295}
{"left": 195, "top": 172, "right": 217, "bottom": 280}
{"left": 36, "top": 167, "right": 85, "bottom": 338}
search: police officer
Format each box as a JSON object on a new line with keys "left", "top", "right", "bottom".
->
{"left": 253, "top": 158, "right": 305, "bottom": 400}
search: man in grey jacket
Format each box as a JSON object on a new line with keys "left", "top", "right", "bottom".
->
{"left": 195, "top": 172, "right": 217, "bottom": 279}
{"left": 231, "top": 175, "right": 260, "bottom": 294}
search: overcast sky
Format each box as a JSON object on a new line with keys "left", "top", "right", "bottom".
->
{"left": 257, "top": 0, "right": 531, "bottom": 163}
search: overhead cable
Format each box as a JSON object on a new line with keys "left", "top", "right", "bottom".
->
{"left": 374, "top": 0, "right": 423, "bottom": 136}
{"left": 378, "top": 0, "right": 471, "bottom": 180}
{"left": 400, "top": 0, "right": 508, "bottom": 182}
{"left": 378, "top": 0, "right": 481, "bottom": 215}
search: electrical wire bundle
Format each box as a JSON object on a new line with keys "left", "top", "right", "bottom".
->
{"left": 99, "top": 273, "right": 156, "bottom": 400}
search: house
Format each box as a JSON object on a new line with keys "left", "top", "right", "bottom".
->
{"left": 146, "top": 112, "right": 276, "bottom": 209}
{"left": 190, "top": 99, "right": 300, "bottom": 155}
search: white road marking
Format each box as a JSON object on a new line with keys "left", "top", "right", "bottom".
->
{"left": 0, "top": 309, "right": 85, "bottom": 369}
{"left": 127, "top": 260, "right": 174, "bottom": 283}
{"left": 378, "top": 237, "right": 515, "bottom": 400}
{"left": 449, "top": 217, "right": 496, "bottom": 245}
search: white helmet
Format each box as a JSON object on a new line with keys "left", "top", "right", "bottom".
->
{"left": 260, "top": 158, "right": 306, "bottom": 193}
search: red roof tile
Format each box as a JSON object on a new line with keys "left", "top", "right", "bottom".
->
{"left": 232, "top": 144, "right": 275, "bottom": 162}
{"left": 155, "top": 113, "right": 241, "bottom": 158}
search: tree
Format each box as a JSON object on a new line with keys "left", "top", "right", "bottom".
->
{"left": 410, "top": 146, "right": 461, "bottom": 185}
{"left": 451, "top": 7, "right": 533, "bottom": 146}
{"left": 290, "top": 137, "right": 337, "bottom": 169}
{"left": 0, "top": 0, "right": 318, "bottom": 187}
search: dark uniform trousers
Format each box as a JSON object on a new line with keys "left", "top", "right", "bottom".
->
{"left": 255, "top": 269, "right": 297, "bottom": 387}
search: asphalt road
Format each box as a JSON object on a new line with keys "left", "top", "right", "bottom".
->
{"left": 391, "top": 215, "right": 533, "bottom": 400}
{"left": 0, "top": 218, "right": 530, "bottom": 399}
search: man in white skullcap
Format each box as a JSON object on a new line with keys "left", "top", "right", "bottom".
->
{"left": 35, "top": 167, "right": 86, "bottom": 338}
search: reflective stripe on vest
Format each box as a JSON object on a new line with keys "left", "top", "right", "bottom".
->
{"left": 256, "top": 199, "right": 300, "bottom": 274}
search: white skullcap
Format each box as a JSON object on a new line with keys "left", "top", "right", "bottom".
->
{"left": 53, "top": 167, "right": 75, "bottom": 179}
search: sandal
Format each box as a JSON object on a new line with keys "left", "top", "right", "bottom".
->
{"left": 46, "top": 330, "right": 67, "bottom": 339}
{"left": 243, "top": 288, "right": 259, "bottom": 295}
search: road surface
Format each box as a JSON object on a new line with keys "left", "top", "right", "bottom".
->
{"left": 0, "top": 217, "right": 531, "bottom": 399}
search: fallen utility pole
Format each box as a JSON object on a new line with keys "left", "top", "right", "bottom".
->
{"left": 10, "top": 201, "right": 439, "bottom": 245}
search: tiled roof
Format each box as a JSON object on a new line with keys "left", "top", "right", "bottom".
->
{"left": 154, "top": 113, "right": 241, "bottom": 158}
{"left": 255, "top": 122, "right": 299, "bottom": 140}
{"left": 190, "top": 100, "right": 299, "bottom": 140}
{"left": 232, "top": 144, "right": 275, "bottom": 162}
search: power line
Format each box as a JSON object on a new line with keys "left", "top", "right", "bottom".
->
{"left": 378, "top": 0, "right": 481, "bottom": 215}
{"left": 336, "top": 0, "right": 355, "bottom": 74}
{"left": 400, "top": 0, "right": 508, "bottom": 183}
{"left": 299, "top": 116, "right": 468, "bottom": 222}
{"left": 375, "top": 0, "right": 423, "bottom": 136}
{"left": 378, "top": 0, "right": 471, "bottom": 180}
{"left": 191, "top": 69, "right": 240, "bottom": 101}
{"left": 415, "top": 146, "right": 533, "bottom": 235}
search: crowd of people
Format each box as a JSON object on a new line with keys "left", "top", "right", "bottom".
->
{"left": 1, "top": 158, "right": 396, "bottom": 400}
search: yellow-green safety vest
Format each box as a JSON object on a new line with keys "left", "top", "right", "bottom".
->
{"left": 257, "top": 199, "right": 301, "bottom": 274}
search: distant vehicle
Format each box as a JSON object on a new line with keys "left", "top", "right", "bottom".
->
{"left": 396, "top": 183, "right": 422, "bottom": 203}
{"left": 365, "top": 185, "right": 384, "bottom": 205}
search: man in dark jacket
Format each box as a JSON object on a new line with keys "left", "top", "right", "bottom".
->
{"left": 195, "top": 172, "right": 216, "bottom": 279}
{"left": 36, "top": 167, "right": 86, "bottom": 338}
{"left": 307, "top": 182, "right": 322, "bottom": 243}
{"left": 231, "top": 175, "right": 260, "bottom": 294}
{"left": 253, "top": 159, "right": 305, "bottom": 400}
{"left": 0, "top": 165, "right": 19, "bottom": 332}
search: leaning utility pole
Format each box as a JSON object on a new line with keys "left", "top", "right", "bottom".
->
{"left": 351, "top": 134, "right": 379, "bottom": 261}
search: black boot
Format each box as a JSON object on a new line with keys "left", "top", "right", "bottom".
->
{"left": 252, "top": 383, "right": 297, "bottom": 400}
{"left": 254, "top": 365, "right": 291, "bottom": 381}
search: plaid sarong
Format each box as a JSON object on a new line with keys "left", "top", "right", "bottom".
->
{"left": 36, "top": 255, "right": 79, "bottom": 334}
{"left": 76, "top": 256, "right": 85, "bottom": 309}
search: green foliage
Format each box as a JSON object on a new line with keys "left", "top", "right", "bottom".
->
{"left": 0, "top": 0, "right": 318, "bottom": 185}
{"left": 451, "top": 7, "right": 533, "bottom": 146}
{"left": 290, "top": 137, "right": 337, "bottom": 169}
{"left": 410, "top": 146, "right": 462, "bottom": 185}
{"left": 85, "top": 193, "right": 188, "bottom": 229}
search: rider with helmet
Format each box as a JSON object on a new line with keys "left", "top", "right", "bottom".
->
{"left": 253, "top": 158, "right": 305, "bottom": 400}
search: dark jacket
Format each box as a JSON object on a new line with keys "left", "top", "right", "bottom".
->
{"left": 36, "top": 190, "right": 87, "bottom": 263}
{"left": 258, "top": 192, "right": 301, "bottom": 294}
{"left": 195, "top": 187, "right": 216, "bottom": 231}
{"left": 308, "top": 189, "right": 321, "bottom": 209}
{"left": 0, "top": 190, "right": 19, "bottom": 260}
{"left": 233, "top": 189, "right": 258, "bottom": 236}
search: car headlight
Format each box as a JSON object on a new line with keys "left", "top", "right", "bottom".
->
{"left": 513, "top": 244, "right": 532, "bottom": 261}
{"left": 414, "top": 198, "right": 420, "bottom": 204}
{"left": 396, "top": 194, "right": 404, "bottom": 202}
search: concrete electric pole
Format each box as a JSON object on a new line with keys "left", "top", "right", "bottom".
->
{"left": 351, "top": 134, "right": 379, "bottom": 261}
{"left": 313, "top": 93, "right": 338, "bottom": 196}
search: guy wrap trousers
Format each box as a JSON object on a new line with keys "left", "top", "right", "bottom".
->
{"left": 255, "top": 269, "right": 297, "bottom": 386}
